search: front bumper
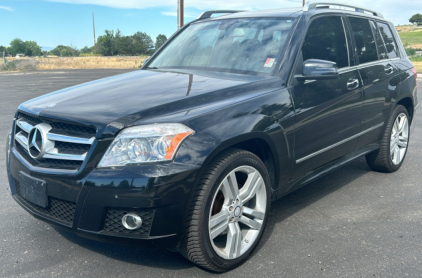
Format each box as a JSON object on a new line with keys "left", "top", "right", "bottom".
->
{"left": 6, "top": 141, "right": 200, "bottom": 249}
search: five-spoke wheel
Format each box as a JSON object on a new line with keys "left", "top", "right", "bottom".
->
{"left": 180, "top": 149, "right": 271, "bottom": 272}
{"left": 390, "top": 113, "right": 409, "bottom": 165}
{"left": 208, "top": 165, "right": 266, "bottom": 260}
{"left": 366, "top": 105, "right": 411, "bottom": 172}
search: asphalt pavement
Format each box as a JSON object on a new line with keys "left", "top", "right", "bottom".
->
{"left": 0, "top": 69, "right": 421, "bottom": 278}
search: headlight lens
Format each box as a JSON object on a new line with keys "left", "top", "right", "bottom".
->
{"left": 98, "top": 123, "right": 194, "bottom": 167}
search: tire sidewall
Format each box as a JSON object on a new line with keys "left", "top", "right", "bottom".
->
{"left": 386, "top": 105, "right": 410, "bottom": 171}
{"left": 200, "top": 152, "right": 271, "bottom": 270}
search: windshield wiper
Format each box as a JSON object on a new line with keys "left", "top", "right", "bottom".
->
{"left": 144, "top": 67, "right": 159, "bottom": 70}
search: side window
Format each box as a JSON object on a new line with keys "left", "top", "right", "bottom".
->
{"left": 376, "top": 22, "right": 399, "bottom": 59}
{"left": 349, "top": 17, "right": 378, "bottom": 64}
{"left": 302, "top": 16, "right": 349, "bottom": 68}
{"left": 370, "top": 21, "right": 388, "bottom": 60}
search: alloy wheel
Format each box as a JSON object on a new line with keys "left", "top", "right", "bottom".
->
{"left": 208, "top": 165, "right": 267, "bottom": 260}
{"left": 390, "top": 113, "right": 409, "bottom": 165}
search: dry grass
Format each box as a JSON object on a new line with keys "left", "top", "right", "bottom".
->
{"left": 36, "top": 56, "right": 148, "bottom": 70}
{"left": 413, "top": 61, "right": 422, "bottom": 73}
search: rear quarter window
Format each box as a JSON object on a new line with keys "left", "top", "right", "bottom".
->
{"left": 376, "top": 22, "right": 399, "bottom": 59}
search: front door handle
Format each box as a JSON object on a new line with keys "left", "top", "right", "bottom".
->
{"left": 385, "top": 64, "right": 394, "bottom": 75}
{"left": 347, "top": 78, "right": 359, "bottom": 90}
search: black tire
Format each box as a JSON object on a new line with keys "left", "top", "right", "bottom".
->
{"left": 366, "top": 105, "right": 410, "bottom": 172}
{"left": 179, "top": 148, "right": 271, "bottom": 272}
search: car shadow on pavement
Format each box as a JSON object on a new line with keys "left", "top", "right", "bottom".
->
{"left": 55, "top": 156, "right": 373, "bottom": 273}
{"left": 252, "top": 156, "right": 373, "bottom": 255}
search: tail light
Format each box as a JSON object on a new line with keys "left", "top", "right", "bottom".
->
{"left": 410, "top": 67, "right": 417, "bottom": 80}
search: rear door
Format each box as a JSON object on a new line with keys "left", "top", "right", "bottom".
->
{"left": 347, "top": 17, "right": 402, "bottom": 149}
{"left": 290, "top": 15, "right": 363, "bottom": 180}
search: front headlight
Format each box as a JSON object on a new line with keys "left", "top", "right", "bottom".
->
{"left": 98, "top": 123, "right": 194, "bottom": 167}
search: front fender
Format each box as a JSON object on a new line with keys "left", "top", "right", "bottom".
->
{"left": 174, "top": 88, "right": 296, "bottom": 191}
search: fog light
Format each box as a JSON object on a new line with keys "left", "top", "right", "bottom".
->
{"left": 122, "top": 213, "right": 143, "bottom": 230}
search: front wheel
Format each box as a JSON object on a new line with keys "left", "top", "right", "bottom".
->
{"left": 179, "top": 149, "right": 271, "bottom": 272}
{"left": 366, "top": 105, "right": 410, "bottom": 172}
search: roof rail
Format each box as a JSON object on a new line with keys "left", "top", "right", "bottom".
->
{"left": 197, "top": 10, "right": 245, "bottom": 20}
{"left": 304, "top": 2, "right": 384, "bottom": 18}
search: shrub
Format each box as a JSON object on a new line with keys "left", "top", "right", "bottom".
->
{"left": 405, "top": 48, "right": 416, "bottom": 56}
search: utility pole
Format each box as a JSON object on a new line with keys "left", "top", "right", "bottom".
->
{"left": 93, "top": 12, "right": 97, "bottom": 55}
{"left": 303, "top": 0, "right": 305, "bottom": 7}
{"left": 2, "top": 51, "right": 5, "bottom": 65}
{"left": 177, "top": 0, "right": 184, "bottom": 29}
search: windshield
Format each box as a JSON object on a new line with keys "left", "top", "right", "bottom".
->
{"left": 148, "top": 18, "right": 295, "bottom": 75}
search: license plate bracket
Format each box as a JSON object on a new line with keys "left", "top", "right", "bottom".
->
{"left": 18, "top": 172, "right": 48, "bottom": 208}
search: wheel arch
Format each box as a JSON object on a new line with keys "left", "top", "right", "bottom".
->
{"left": 396, "top": 96, "right": 414, "bottom": 123}
{"left": 199, "top": 132, "right": 280, "bottom": 191}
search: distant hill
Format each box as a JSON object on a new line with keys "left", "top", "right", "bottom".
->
{"left": 396, "top": 25, "right": 422, "bottom": 49}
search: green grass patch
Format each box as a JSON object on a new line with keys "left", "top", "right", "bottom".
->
{"left": 410, "top": 56, "right": 422, "bottom": 62}
{"left": 397, "top": 27, "right": 422, "bottom": 46}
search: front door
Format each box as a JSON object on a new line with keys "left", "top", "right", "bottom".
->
{"left": 290, "top": 15, "right": 363, "bottom": 180}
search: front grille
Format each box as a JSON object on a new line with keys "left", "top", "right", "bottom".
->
{"left": 15, "top": 144, "right": 83, "bottom": 170}
{"left": 14, "top": 112, "right": 96, "bottom": 171}
{"left": 14, "top": 179, "right": 76, "bottom": 227}
{"left": 18, "top": 113, "right": 96, "bottom": 137}
{"left": 102, "top": 208, "right": 155, "bottom": 238}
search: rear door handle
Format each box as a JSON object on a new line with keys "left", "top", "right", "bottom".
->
{"left": 385, "top": 64, "right": 394, "bottom": 75}
{"left": 347, "top": 78, "right": 359, "bottom": 90}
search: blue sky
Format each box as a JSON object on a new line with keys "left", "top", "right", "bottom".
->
{"left": 0, "top": 0, "right": 420, "bottom": 50}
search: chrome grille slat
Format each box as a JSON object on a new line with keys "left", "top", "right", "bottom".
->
{"left": 44, "top": 149, "right": 87, "bottom": 161}
{"left": 14, "top": 113, "right": 96, "bottom": 171}
{"left": 17, "top": 120, "right": 33, "bottom": 133}
{"left": 15, "top": 132, "right": 29, "bottom": 148}
{"left": 47, "top": 133, "right": 95, "bottom": 144}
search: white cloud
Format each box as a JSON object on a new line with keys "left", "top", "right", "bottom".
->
{"left": 44, "top": 0, "right": 422, "bottom": 25}
{"left": 0, "top": 6, "right": 13, "bottom": 11}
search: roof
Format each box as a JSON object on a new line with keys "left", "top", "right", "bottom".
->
{"left": 197, "top": 3, "right": 387, "bottom": 22}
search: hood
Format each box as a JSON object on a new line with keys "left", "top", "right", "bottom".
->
{"left": 19, "top": 70, "right": 272, "bottom": 135}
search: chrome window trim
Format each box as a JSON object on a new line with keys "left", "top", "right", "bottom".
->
{"left": 296, "top": 122, "right": 384, "bottom": 163}
{"left": 341, "top": 17, "right": 351, "bottom": 68}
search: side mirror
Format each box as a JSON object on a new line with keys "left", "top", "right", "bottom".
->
{"left": 295, "top": 59, "right": 339, "bottom": 81}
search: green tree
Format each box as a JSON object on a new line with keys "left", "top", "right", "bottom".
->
{"left": 80, "top": 46, "right": 94, "bottom": 54}
{"left": 409, "top": 13, "right": 422, "bottom": 25}
{"left": 24, "top": 41, "right": 42, "bottom": 56}
{"left": 9, "top": 38, "right": 26, "bottom": 56}
{"left": 97, "top": 30, "right": 115, "bottom": 56}
{"left": 0, "top": 45, "right": 9, "bottom": 56}
{"left": 50, "top": 45, "right": 80, "bottom": 57}
{"left": 9, "top": 39, "right": 42, "bottom": 56}
{"left": 132, "top": 32, "right": 153, "bottom": 55}
{"left": 155, "top": 34, "right": 167, "bottom": 50}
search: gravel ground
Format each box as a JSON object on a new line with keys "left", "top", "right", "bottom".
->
{"left": 0, "top": 69, "right": 421, "bottom": 278}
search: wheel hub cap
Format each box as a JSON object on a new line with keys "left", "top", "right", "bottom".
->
{"left": 234, "top": 207, "right": 241, "bottom": 218}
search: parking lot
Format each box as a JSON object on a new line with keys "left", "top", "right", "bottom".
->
{"left": 0, "top": 69, "right": 421, "bottom": 278}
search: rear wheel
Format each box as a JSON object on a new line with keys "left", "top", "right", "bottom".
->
{"left": 179, "top": 149, "right": 271, "bottom": 272}
{"left": 366, "top": 105, "right": 410, "bottom": 172}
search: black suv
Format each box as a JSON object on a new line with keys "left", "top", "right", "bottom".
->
{"left": 5, "top": 3, "right": 419, "bottom": 272}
